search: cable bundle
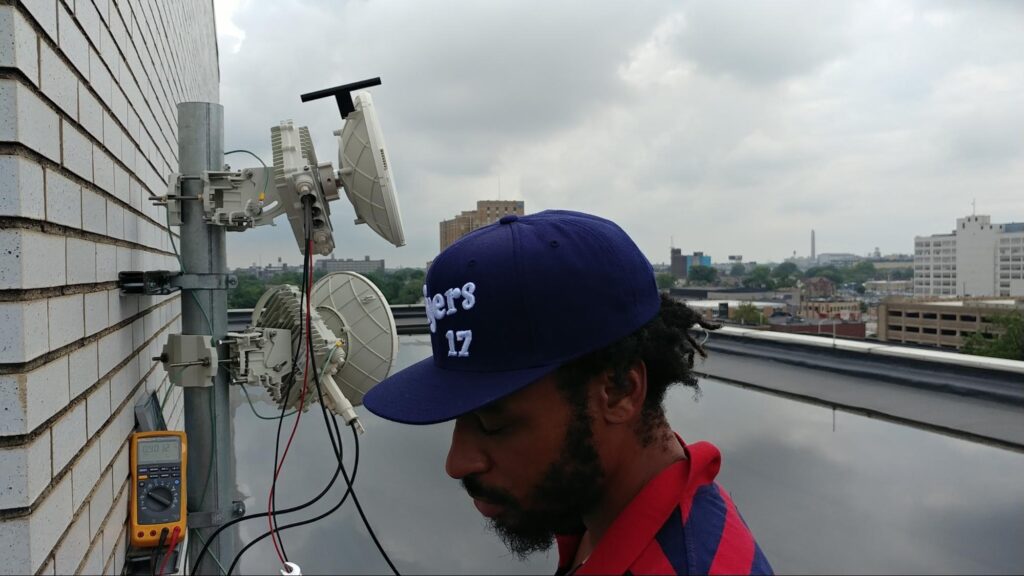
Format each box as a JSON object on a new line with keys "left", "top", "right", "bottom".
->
{"left": 184, "top": 166, "right": 399, "bottom": 574}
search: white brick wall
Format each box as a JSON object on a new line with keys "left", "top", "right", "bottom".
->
{"left": 0, "top": 156, "right": 44, "bottom": 219}
{"left": 0, "top": 0, "right": 218, "bottom": 572}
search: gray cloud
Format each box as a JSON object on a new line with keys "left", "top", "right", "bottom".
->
{"left": 217, "top": 1, "right": 1024, "bottom": 270}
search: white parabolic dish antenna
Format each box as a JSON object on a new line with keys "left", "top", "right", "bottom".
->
{"left": 337, "top": 92, "right": 406, "bottom": 247}
{"left": 248, "top": 271, "right": 397, "bottom": 417}
{"left": 310, "top": 271, "right": 399, "bottom": 407}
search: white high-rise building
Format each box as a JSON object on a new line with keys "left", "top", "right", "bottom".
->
{"left": 914, "top": 215, "right": 1024, "bottom": 297}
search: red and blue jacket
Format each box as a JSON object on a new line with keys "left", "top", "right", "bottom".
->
{"left": 555, "top": 438, "right": 772, "bottom": 575}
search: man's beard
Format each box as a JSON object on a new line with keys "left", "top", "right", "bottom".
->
{"left": 462, "top": 403, "right": 605, "bottom": 559}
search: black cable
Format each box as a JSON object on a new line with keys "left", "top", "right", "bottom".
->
{"left": 191, "top": 205, "right": 342, "bottom": 573}
{"left": 197, "top": 198, "right": 399, "bottom": 574}
{"left": 227, "top": 267, "right": 399, "bottom": 575}
{"left": 268, "top": 193, "right": 315, "bottom": 557}
{"left": 267, "top": 263, "right": 303, "bottom": 563}
{"left": 153, "top": 528, "right": 170, "bottom": 576}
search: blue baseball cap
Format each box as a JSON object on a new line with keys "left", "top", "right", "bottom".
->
{"left": 362, "top": 210, "right": 660, "bottom": 425}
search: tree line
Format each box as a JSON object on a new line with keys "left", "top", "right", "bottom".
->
{"left": 657, "top": 260, "right": 912, "bottom": 291}
{"left": 228, "top": 268, "right": 427, "bottom": 309}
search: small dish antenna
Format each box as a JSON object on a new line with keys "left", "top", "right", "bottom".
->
{"left": 236, "top": 272, "right": 398, "bottom": 432}
{"left": 302, "top": 79, "right": 406, "bottom": 248}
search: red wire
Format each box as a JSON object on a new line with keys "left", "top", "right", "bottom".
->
{"left": 266, "top": 240, "right": 314, "bottom": 566}
{"left": 156, "top": 526, "right": 181, "bottom": 576}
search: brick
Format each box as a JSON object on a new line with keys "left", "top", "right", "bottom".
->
{"left": 21, "top": 0, "right": 58, "bottom": 42}
{"left": 74, "top": 0, "right": 102, "bottom": 49}
{"left": 83, "top": 290, "right": 107, "bottom": 336}
{"left": 80, "top": 537, "right": 104, "bottom": 576}
{"left": 95, "top": 241, "right": 115, "bottom": 281}
{"left": 106, "top": 200, "right": 124, "bottom": 239}
{"left": 0, "top": 79, "right": 61, "bottom": 162}
{"left": 85, "top": 379, "right": 110, "bottom": 440}
{"left": 0, "top": 429, "right": 51, "bottom": 508}
{"left": 0, "top": 354, "right": 69, "bottom": 435}
{"left": 53, "top": 507, "right": 89, "bottom": 576}
{"left": 108, "top": 361, "right": 132, "bottom": 410}
{"left": 126, "top": 106, "right": 140, "bottom": 144}
{"left": 93, "top": 145, "right": 114, "bottom": 193}
{"left": 0, "top": 228, "right": 67, "bottom": 289}
{"left": 82, "top": 186, "right": 107, "bottom": 233}
{"left": 102, "top": 113, "right": 122, "bottom": 165}
{"left": 58, "top": 4, "right": 89, "bottom": 79}
{"left": 98, "top": 324, "right": 131, "bottom": 376}
{"left": 48, "top": 293, "right": 84, "bottom": 350}
{"left": 101, "top": 521, "right": 123, "bottom": 573}
{"left": 67, "top": 238, "right": 97, "bottom": 285}
{"left": 0, "top": 7, "right": 40, "bottom": 86}
{"left": 71, "top": 439, "right": 100, "bottom": 510}
{"left": 115, "top": 244, "right": 130, "bottom": 272}
{"left": 113, "top": 162, "right": 129, "bottom": 206}
{"left": 89, "top": 48, "right": 112, "bottom": 106}
{"left": 112, "top": 443, "right": 128, "bottom": 486}
{"left": 38, "top": 41, "right": 77, "bottom": 118}
{"left": 51, "top": 401, "right": 86, "bottom": 473}
{"left": 98, "top": 21, "right": 118, "bottom": 73}
{"left": 77, "top": 83, "right": 103, "bottom": 141}
{"left": 110, "top": 523, "right": 127, "bottom": 576}
{"left": 88, "top": 469, "right": 113, "bottom": 538}
{"left": 110, "top": 83, "right": 128, "bottom": 129}
{"left": 44, "top": 168, "right": 82, "bottom": 228}
{"left": 0, "top": 473, "right": 73, "bottom": 574}
{"left": 95, "top": 0, "right": 111, "bottom": 24}
{"left": 61, "top": 119, "right": 93, "bottom": 181}
{"left": 99, "top": 403, "right": 131, "bottom": 469}
{"left": 0, "top": 155, "right": 45, "bottom": 219}
{"left": 107, "top": 288, "right": 137, "bottom": 324}
{"left": 123, "top": 214, "right": 141, "bottom": 247}
{"left": 0, "top": 299, "right": 49, "bottom": 363}
{"left": 69, "top": 341, "right": 99, "bottom": 399}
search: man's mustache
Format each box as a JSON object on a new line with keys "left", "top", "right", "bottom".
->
{"left": 461, "top": 476, "right": 518, "bottom": 508}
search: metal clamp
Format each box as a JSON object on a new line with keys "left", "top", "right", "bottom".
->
{"left": 169, "top": 273, "right": 238, "bottom": 290}
{"left": 187, "top": 501, "right": 245, "bottom": 529}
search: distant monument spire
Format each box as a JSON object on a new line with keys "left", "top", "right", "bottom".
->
{"left": 811, "top": 229, "right": 816, "bottom": 260}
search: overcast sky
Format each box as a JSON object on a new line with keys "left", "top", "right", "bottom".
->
{"left": 214, "top": 0, "right": 1024, "bottom": 269}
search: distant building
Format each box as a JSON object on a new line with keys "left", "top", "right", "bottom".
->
{"left": 769, "top": 319, "right": 866, "bottom": 339}
{"left": 816, "top": 253, "right": 863, "bottom": 267}
{"left": 316, "top": 255, "right": 385, "bottom": 275}
{"left": 237, "top": 262, "right": 296, "bottom": 280}
{"left": 799, "top": 300, "right": 862, "bottom": 321}
{"left": 670, "top": 249, "right": 712, "bottom": 279}
{"left": 914, "top": 214, "right": 1024, "bottom": 298}
{"left": 800, "top": 277, "right": 836, "bottom": 299}
{"left": 877, "top": 298, "right": 1024, "bottom": 350}
{"left": 440, "top": 200, "right": 525, "bottom": 251}
{"left": 864, "top": 280, "right": 913, "bottom": 296}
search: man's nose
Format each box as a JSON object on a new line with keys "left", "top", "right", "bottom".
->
{"left": 446, "top": 417, "right": 489, "bottom": 479}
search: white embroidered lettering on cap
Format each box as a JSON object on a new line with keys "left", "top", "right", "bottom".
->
{"left": 423, "top": 284, "right": 437, "bottom": 333}
{"left": 426, "top": 282, "right": 477, "bottom": 356}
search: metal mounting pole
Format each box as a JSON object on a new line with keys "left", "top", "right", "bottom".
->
{"left": 177, "top": 102, "right": 235, "bottom": 574}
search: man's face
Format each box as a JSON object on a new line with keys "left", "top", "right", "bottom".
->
{"left": 445, "top": 375, "right": 605, "bottom": 558}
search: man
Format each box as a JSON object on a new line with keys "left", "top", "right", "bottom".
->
{"left": 363, "top": 210, "right": 772, "bottom": 575}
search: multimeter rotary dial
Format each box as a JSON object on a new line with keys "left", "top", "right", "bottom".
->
{"left": 138, "top": 478, "right": 181, "bottom": 522}
{"left": 144, "top": 485, "right": 175, "bottom": 511}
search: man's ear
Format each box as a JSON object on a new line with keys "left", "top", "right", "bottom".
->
{"left": 591, "top": 360, "right": 647, "bottom": 425}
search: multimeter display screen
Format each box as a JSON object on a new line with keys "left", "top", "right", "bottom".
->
{"left": 137, "top": 438, "right": 181, "bottom": 465}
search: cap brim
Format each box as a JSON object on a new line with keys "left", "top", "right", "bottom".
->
{"left": 362, "top": 357, "right": 559, "bottom": 425}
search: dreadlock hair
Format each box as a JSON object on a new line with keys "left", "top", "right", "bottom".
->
{"left": 553, "top": 293, "right": 721, "bottom": 447}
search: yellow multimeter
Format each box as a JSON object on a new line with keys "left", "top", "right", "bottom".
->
{"left": 130, "top": 431, "right": 187, "bottom": 547}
